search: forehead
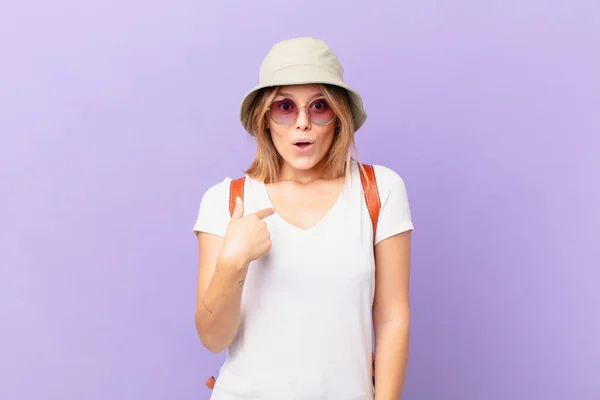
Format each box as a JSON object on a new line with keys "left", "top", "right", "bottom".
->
{"left": 277, "top": 84, "right": 322, "bottom": 98}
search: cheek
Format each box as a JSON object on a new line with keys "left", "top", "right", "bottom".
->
{"left": 268, "top": 129, "right": 289, "bottom": 152}
{"left": 270, "top": 129, "right": 283, "bottom": 142}
{"left": 317, "top": 129, "right": 336, "bottom": 150}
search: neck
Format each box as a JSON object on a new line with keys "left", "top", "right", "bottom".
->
{"left": 278, "top": 160, "right": 327, "bottom": 184}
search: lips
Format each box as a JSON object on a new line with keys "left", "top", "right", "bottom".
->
{"left": 292, "top": 140, "right": 314, "bottom": 153}
{"left": 294, "top": 141, "right": 312, "bottom": 148}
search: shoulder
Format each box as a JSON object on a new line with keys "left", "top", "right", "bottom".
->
{"left": 371, "top": 164, "right": 409, "bottom": 196}
{"left": 200, "top": 177, "right": 233, "bottom": 207}
{"left": 369, "top": 164, "right": 414, "bottom": 242}
{"left": 193, "top": 176, "right": 236, "bottom": 236}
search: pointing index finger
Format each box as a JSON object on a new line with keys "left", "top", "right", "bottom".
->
{"left": 253, "top": 207, "right": 275, "bottom": 220}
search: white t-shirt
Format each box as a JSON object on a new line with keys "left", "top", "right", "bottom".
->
{"left": 193, "top": 161, "right": 414, "bottom": 400}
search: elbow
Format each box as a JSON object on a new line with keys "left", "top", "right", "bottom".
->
{"left": 202, "top": 338, "right": 227, "bottom": 354}
{"left": 373, "top": 306, "right": 411, "bottom": 330}
{"left": 198, "top": 331, "right": 226, "bottom": 354}
{"left": 195, "top": 311, "right": 228, "bottom": 354}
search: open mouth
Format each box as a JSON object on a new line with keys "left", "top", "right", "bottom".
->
{"left": 294, "top": 141, "right": 313, "bottom": 149}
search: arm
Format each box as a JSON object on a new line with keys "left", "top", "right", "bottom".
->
{"left": 372, "top": 230, "right": 411, "bottom": 399}
{"left": 194, "top": 196, "right": 274, "bottom": 354}
{"left": 194, "top": 232, "right": 249, "bottom": 354}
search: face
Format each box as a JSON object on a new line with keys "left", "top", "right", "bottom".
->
{"left": 266, "top": 84, "right": 337, "bottom": 173}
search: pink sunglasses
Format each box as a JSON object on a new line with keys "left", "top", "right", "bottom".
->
{"left": 267, "top": 97, "right": 336, "bottom": 126}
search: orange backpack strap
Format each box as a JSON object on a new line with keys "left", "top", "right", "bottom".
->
{"left": 359, "top": 164, "right": 381, "bottom": 237}
{"left": 229, "top": 177, "right": 246, "bottom": 216}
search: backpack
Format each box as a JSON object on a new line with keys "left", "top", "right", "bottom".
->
{"left": 205, "top": 164, "right": 381, "bottom": 390}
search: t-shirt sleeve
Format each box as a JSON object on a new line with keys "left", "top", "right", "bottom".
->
{"left": 192, "top": 177, "right": 232, "bottom": 237}
{"left": 373, "top": 165, "right": 414, "bottom": 245}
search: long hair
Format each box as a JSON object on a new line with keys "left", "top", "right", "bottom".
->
{"left": 242, "top": 84, "right": 364, "bottom": 183}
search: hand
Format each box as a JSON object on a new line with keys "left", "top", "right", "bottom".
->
{"left": 220, "top": 196, "right": 274, "bottom": 266}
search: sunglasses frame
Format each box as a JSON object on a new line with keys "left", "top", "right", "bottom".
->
{"left": 267, "top": 98, "right": 336, "bottom": 126}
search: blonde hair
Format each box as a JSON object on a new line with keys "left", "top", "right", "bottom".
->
{"left": 243, "top": 84, "right": 364, "bottom": 184}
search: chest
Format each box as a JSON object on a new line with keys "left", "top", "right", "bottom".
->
{"left": 241, "top": 177, "right": 376, "bottom": 283}
{"left": 251, "top": 198, "right": 375, "bottom": 284}
{"left": 265, "top": 179, "right": 344, "bottom": 231}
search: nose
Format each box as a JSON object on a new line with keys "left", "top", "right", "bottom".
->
{"left": 295, "top": 107, "right": 311, "bottom": 131}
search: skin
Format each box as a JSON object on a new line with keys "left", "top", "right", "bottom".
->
{"left": 196, "top": 84, "right": 412, "bottom": 399}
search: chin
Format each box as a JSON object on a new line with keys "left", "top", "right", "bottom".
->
{"left": 286, "top": 156, "right": 322, "bottom": 171}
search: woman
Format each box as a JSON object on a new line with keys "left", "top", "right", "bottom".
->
{"left": 193, "top": 37, "right": 414, "bottom": 399}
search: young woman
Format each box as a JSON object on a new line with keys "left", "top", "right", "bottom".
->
{"left": 193, "top": 37, "right": 414, "bottom": 399}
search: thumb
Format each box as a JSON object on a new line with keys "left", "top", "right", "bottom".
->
{"left": 231, "top": 196, "right": 244, "bottom": 219}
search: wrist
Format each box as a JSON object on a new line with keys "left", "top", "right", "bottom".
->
{"left": 218, "top": 249, "right": 250, "bottom": 273}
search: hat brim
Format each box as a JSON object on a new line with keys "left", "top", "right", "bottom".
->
{"left": 240, "top": 64, "right": 367, "bottom": 134}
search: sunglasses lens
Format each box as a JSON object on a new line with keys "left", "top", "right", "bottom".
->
{"left": 308, "top": 99, "right": 334, "bottom": 125}
{"left": 269, "top": 99, "right": 298, "bottom": 125}
{"left": 269, "top": 98, "right": 335, "bottom": 126}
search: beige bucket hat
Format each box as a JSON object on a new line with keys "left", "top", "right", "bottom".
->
{"left": 239, "top": 37, "right": 367, "bottom": 134}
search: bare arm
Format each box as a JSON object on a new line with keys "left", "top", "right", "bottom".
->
{"left": 372, "top": 230, "right": 411, "bottom": 399}
{"left": 194, "top": 232, "right": 249, "bottom": 353}
{"left": 194, "top": 197, "right": 274, "bottom": 354}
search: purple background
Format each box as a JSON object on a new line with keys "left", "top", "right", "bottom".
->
{"left": 1, "top": 1, "right": 599, "bottom": 399}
